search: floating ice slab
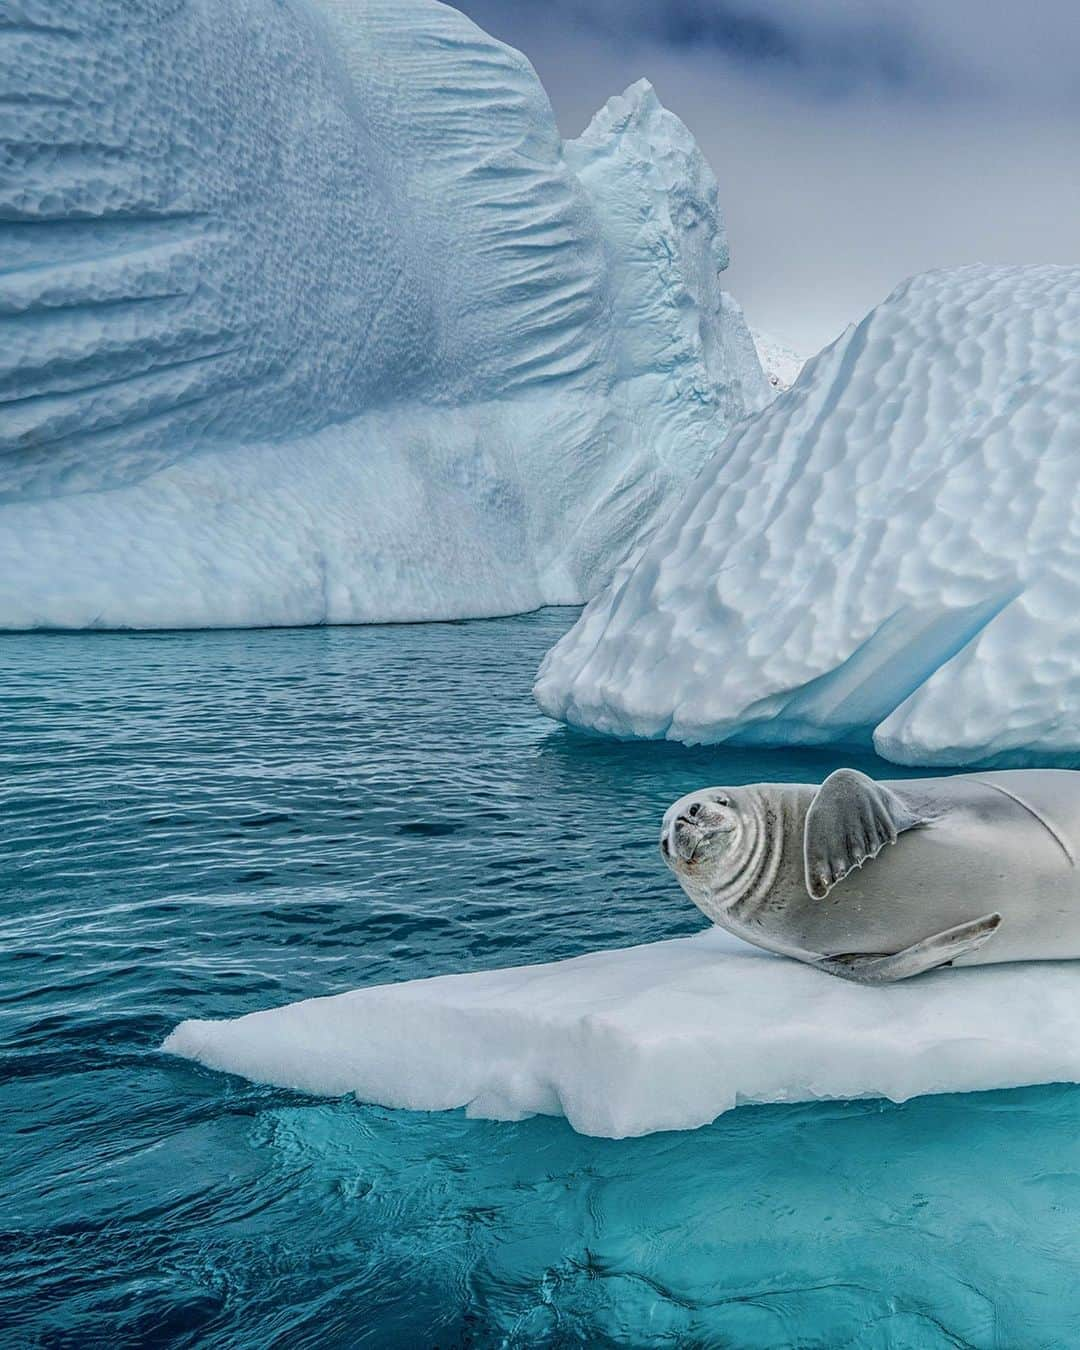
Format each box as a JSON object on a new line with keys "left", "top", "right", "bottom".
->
{"left": 536, "top": 265, "right": 1080, "bottom": 767}
{"left": 163, "top": 928, "right": 1080, "bottom": 1138}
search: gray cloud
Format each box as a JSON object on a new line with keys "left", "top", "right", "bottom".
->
{"left": 458, "top": 1, "right": 1080, "bottom": 353}
{"left": 464, "top": 1, "right": 1080, "bottom": 106}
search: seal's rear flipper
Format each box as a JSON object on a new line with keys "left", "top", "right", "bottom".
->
{"left": 804, "top": 768, "right": 928, "bottom": 899}
{"left": 813, "top": 913, "right": 1003, "bottom": 984}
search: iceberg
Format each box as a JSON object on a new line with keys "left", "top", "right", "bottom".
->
{"left": 536, "top": 265, "right": 1080, "bottom": 767}
{"left": 0, "top": 1, "right": 767, "bottom": 629}
{"left": 163, "top": 927, "right": 1080, "bottom": 1139}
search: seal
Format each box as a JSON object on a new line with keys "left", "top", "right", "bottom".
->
{"left": 660, "top": 768, "right": 1080, "bottom": 983}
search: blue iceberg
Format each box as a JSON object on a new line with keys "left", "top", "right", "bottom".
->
{"left": 536, "top": 265, "right": 1080, "bottom": 767}
{"left": 0, "top": 0, "right": 767, "bottom": 628}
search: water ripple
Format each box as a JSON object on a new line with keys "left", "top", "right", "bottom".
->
{"left": 2, "top": 613, "right": 1079, "bottom": 1345}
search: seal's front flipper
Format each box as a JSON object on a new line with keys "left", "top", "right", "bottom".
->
{"left": 813, "top": 912, "right": 1003, "bottom": 984}
{"left": 804, "top": 768, "right": 928, "bottom": 899}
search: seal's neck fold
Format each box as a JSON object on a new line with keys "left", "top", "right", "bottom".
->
{"left": 723, "top": 787, "right": 791, "bottom": 925}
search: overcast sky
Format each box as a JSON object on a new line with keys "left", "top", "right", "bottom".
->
{"left": 457, "top": 0, "right": 1080, "bottom": 354}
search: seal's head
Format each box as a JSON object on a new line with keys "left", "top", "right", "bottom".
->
{"left": 661, "top": 788, "right": 744, "bottom": 872}
{"left": 660, "top": 785, "right": 770, "bottom": 918}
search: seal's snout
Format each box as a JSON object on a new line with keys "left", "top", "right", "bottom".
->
{"left": 662, "top": 802, "right": 708, "bottom": 866}
{"left": 661, "top": 820, "right": 700, "bottom": 865}
{"left": 673, "top": 821, "right": 701, "bottom": 863}
{"left": 661, "top": 791, "right": 740, "bottom": 869}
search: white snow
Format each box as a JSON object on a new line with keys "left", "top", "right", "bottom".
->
{"left": 536, "top": 265, "right": 1080, "bottom": 767}
{"left": 0, "top": 3, "right": 767, "bottom": 630}
{"left": 751, "top": 329, "right": 806, "bottom": 392}
{"left": 163, "top": 927, "right": 1080, "bottom": 1138}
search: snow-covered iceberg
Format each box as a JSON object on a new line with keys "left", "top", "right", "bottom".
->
{"left": 536, "top": 265, "right": 1080, "bottom": 767}
{"left": 163, "top": 927, "right": 1080, "bottom": 1138}
{"left": 0, "top": 1, "right": 767, "bottom": 629}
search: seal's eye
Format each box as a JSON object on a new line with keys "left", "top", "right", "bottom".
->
{"left": 687, "top": 802, "right": 701, "bottom": 818}
{"left": 714, "top": 794, "right": 730, "bottom": 807}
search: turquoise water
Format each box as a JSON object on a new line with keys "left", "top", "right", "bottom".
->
{"left": 3, "top": 609, "right": 1080, "bottom": 1348}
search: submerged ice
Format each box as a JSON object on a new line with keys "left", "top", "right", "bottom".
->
{"left": 0, "top": 0, "right": 767, "bottom": 629}
{"left": 164, "top": 927, "right": 1080, "bottom": 1139}
{"left": 537, "top": 265, "right": 1080, "bottom": 767}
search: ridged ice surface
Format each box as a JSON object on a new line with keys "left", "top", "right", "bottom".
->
{"left": 9, "top": 612, "right": 1080, "bottom": 1345}
{"left": 536, "top": 265, "right": 1080, "bottom": 767}
{"left": 0, "top": 2, "right": 766, "bottom": 629}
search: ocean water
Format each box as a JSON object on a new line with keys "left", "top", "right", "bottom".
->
{"left": 3, "top": 609, "right": 1080, "bottom": 1348}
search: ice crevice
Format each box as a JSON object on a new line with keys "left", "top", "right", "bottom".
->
{"left": 732, "top": 589, "right": 1025, "bottom": 748}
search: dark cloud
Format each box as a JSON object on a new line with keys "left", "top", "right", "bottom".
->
{"left": 503, "top": 0, "right": 936, "bottom": 98}
{"left": 456, "top": 1, "right": 1080, "bottom": 353}
{"left": 463, "top": 1, "right": 1080, "bottom": 106}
